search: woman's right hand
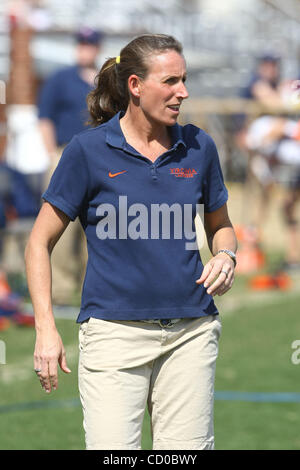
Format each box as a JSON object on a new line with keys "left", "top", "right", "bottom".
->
{"left": 34, "top": 328, "right": 71, "bottom": 393}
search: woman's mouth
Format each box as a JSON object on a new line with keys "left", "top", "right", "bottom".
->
{"left": 167, "top": 105, "right": 180, "bottom": 114}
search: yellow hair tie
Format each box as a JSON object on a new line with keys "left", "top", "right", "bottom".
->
{"left": 116, "top": 55, "right": 121, "bottom": 64}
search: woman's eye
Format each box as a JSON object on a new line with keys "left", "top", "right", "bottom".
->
{"left": 166, "top": 78, "right": 177, "bottom": 84}
{"left": 165, "top": 77, "right": 187, "bottom": 84}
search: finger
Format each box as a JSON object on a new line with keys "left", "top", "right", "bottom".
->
{"left": 33, "top": 358, "right": 42, "bottom": 374}
{"left": 204, "top": 265, "right": 227, "bottom": 291}
{"left": 207, "top": 274, "right": 227, "bottom": 295}
{"left": 215, "top": 276, "right": 234, "bottom": 296}
{"left": 34, "top": 368, "right": 43, "bottom": 387}
{"left": 35, "top": 358, "right": 45, "bottom": 390}
{"left": 48, "top": 359, "right": 58, "bottom": 391}
{"left": 207, "top": 269, "right": 232, "bottom": 295}
{"left": 214, "top": 283, "right": 229, "bottom": 296}
{"left": 58, "top": 350, "right": 71, "bottom": 374}
{"left": 40, "top": 359, "right": 51, "bottom": 393}
{"left": 196, "top": 263, "right": 213, "bottom": 284}
{"left": 216, "top": 284, "right": 231, "bottom": 296}
{"left": 34, "top": 352, "right": 47, "bottom": 390}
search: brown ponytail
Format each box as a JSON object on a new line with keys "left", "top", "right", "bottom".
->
{"left": 86, "top": 34, "right": 183, "bottom": 126}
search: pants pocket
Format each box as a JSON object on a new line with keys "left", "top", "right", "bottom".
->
{"left": 79, "top": 318, "right": 91, "bottom": 352}
{"left": 213, "top": 315, "right": 222, "bottom": 340}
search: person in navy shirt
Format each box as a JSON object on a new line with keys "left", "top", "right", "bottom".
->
{"left": 38, "top": 27, "right": 103, "bottom": 150}
{"left": 241, "top": 54, "right": 281, "bottom": 103}
{"left": 37, "top": 27, "right": 103, "bottom": 304}
{"left": 26, "top": 34, "right": 237, "bottom": 450}
{"left": 233, "top": 54, "right": 282, "bottom": 136}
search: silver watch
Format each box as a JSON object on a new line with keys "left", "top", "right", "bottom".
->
{"left": 217, "top": 249, "right": 237, "bottom": 267}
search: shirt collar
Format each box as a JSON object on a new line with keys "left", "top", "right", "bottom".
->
{"left": 105, "top": 111, "right": 126, "bottom": 149}
{"left": 106, "top": 111, "right": 186, "bottom": 151}
{"left": 170, "top": 121, "right": 186, "bottom": 149}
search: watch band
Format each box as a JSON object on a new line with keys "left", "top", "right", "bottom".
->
{"left": 217, "top": 249, "right": 237, "bottom": 267}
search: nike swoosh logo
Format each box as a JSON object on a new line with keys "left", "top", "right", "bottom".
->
{"left": 108, "top": 170, "right": 127, "bottom": 178}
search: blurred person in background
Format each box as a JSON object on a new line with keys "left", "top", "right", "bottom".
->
{"left": 234, "top": 54, "right": 283, "bottom": 148}
{"left": 26, "top": 34, "right": 237, "bottom": 450}
{"left": 245, "top": 115, "right": 300, "bottom": 270}
{"left": 37, "top": 27, "right": 102, "bottom": 303}
{"left": 235, "top": 54, "right": 300, "bottom": 270}
{"left": 38, "top": 27, "right": 103, "bottom": 157}
{"left": 241, "top": 54, "right": 282, "bottom": 106}
{"left": 0, "top": 165, "right": 37, "bottom": 330}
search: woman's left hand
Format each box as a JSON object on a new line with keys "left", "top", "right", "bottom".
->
{"left": 195, "top": 252, "right": 235, "bottom": 297}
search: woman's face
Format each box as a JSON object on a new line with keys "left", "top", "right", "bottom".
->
{"left": 136, "top": 50, "right": 189, "bottom": 127}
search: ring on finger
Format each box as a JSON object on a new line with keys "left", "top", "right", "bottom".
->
{"left": 221, "top": 270, "right": 229, "bottom": 277}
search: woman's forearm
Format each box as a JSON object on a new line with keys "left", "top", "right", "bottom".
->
{"left": 210, "top": 226, "right": 238, "bottom": 256}
{"left": 25, "top": 203, "right": 71, "bottom": 393}
{"left": 25, "top": 240, "right": 56, "bottom": 333}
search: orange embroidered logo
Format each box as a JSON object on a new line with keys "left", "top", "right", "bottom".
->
{"left": 108, "top": 170, "right": 127, "bottom": 178}
{"left": 170, "top": 168, "right": 197, "bottom": 178}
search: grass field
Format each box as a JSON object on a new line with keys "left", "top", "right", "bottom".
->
{"left": 1, "top": 260, "right": 300, "bottom": 450}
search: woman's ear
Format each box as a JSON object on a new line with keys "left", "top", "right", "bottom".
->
{"left": 127, "top": 74, "right": 141, "bottom": 98}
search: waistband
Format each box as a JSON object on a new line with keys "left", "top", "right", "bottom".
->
{"left": 138, "top": 318, "right": 182, "bottom": 328}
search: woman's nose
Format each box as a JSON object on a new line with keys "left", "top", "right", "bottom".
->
{"left": 177, "top": 82, "right": 189, "bottom": 100}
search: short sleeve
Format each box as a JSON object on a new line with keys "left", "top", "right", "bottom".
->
{"left": 38, "top": 73, "right": 60, "bottom": 121}
{"left": 42, "top": 136, "right": 89, "bottom": 221}
{"left": 202, "top": 136, "right": 228, "bottom": 213}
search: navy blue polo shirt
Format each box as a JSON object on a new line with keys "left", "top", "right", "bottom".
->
{"left": 42, "top": 112, "right": 228, "bottom": 323}
{"left": 38, "top": 65, "right": 92, "bottom": 146}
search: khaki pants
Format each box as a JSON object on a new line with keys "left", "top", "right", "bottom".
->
{"left": 78, "top": 314, "right": 222, "bottom": 450}
{"left": 44, "top": 148, "right": 87, "bottom": 304}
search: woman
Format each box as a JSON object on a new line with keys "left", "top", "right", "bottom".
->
{"left": 25, "top": 34, "right": 237, "bottom": 450}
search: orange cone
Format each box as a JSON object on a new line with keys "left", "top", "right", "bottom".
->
{"left": 249, "top": 271, "right": 292, "bottom": 291}
{"left": 234, "top": 224, "right": 266, "bottom": 274}
{"left": 0, "top": 272, "right": 11, "bottom": 298}
{"left": 0, "top": 316, "right": 10, "bottom": 331}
